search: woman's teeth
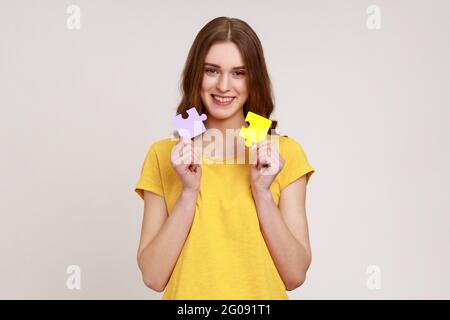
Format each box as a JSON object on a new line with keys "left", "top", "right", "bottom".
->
{"left": 212, "top": 94, "right": 235, "bottom": 105}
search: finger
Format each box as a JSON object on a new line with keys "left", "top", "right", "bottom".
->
{"left": 172, "top": 140, "right": 184, "bottom": 156}
{"left": 256, "top": 149, "right": 268, "bottom": 168}
{"left": 179, "top": 146, "right": 193, "bottom": 164}
{"left": 180, "top": 136, "right": 192, "bottom": 145}
{"left": 264, "top": 140, "right": 275, "bottom": 155}
{"left": 173, "top": 152, "right": 190, "bottom": 166}
{"left": 174, "top": 141, "right": 187, "bottom": 158}
{"left": 258, "top": 155, "right": 270, "bottom": 167}
{"left": 180, "top": 143, "right": 193, "bottom": 158}
{"left": 190, "top": 144, "right": 201, "bottom": 164}
{"left": 191, "top": 147, "right": 196, "bottom": 164}
{"left": 253, "top": 144, "right": 265, "bottom": 169}
{"left": 193, "top": 150, "right": 201, "bottom": 165}
{"left": 256, "top": 142, "right": 271, "bottom": 160}
{"left": 257, "top": 139, "right": 270, "bottom": 149}
{"left": 180, "top": 137, "right": 193, "bottom": 151}
{"left": 171, "top": 144, "right": 186, "bottom": 165}
{"left": 172, "top": 154, "right": 183, "bottom": 166}
{"left": 257, "top": 157, "right": 267, "bottom": 170}
{"left": 193, "top": 145, "right": 202, "bottom": 158}
{"left": 254, "top": 141, "right": 262, "bottom": 152}
{"left": 179, "top": 153, "right": 194, "bottom": 166}
{"left": 268, "top": 140, "right": 279, "bottom": 157}
{"left": 258, "top": 143, "right": 269, "bottom": 152}
{"left": 257, "top": 146, "right": 270, "bottom": 160}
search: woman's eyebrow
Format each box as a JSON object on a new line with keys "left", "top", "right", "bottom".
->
{"left": 204, "top": 62, "right": 246, "bottom": 69}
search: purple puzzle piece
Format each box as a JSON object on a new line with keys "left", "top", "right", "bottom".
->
{"left": 172, "top": 107, "right": 208, "bottom": 139}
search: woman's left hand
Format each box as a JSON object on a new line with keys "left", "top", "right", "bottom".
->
{"left": 250, "top": 139, "right": 285, "bottom": 191}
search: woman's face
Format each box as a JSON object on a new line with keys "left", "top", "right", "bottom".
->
{"left": 200, "top": 41, "right": 248, "bottom": 123}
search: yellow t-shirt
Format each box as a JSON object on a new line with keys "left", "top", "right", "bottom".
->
{"left": 134, "top": 135, "right": 315, "bottom": 300}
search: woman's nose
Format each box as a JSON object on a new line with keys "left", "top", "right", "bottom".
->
{"left": 217, "top": 73, "right": 231, "bottom": 92}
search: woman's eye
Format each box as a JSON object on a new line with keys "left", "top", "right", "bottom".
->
{"left": 205, "top": 68, "right": 218, "bottom": 75}
{"left": 232, "top": 71, "right": 246, "bottom": 77}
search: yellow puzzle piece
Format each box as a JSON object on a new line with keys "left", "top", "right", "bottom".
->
{"left": 239, "top": 112, "right": 272, "bottom": 147}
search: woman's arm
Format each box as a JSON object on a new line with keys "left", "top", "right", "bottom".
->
{"left": 137, "top": 188, "right": 198, "bottom": 292}
{"left": 137, "top": 137, "right": 202, "bottom": 292}
{"left": 251, "top": 175, "right": 312, "bottom": 291}
{"left": 249, "top": 139, "right": 312, "bottom": 291}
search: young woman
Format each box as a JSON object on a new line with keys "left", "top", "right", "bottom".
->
{"left": 135, "top": 17, "right": 315, "bottom": 300}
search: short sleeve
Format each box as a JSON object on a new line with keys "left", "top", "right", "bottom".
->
{"left": 134, "top": 143, "right": 164, "bottom": 200}
{"left": 278, "top": 137, "right": 315, "bottom": 190}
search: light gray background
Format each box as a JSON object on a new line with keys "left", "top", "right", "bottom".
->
{"left": 1, "top": 0, "right": 449, "bottom": 299}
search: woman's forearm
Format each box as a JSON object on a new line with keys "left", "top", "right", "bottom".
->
{"left": 138, "top": 188, "right": 198, "bottom": 291}
{"left": 251, "top": 187, "right": 311, "bottom": 291}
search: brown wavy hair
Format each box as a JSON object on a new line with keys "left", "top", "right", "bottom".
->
{"left": 175, "top": 16, "right": 278, "bottom": 132}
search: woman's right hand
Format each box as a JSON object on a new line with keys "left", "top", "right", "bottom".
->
{"left": 170, "top": 137, "right": 202, "bottom": 192}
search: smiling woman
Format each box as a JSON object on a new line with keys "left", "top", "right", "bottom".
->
{"left": 177, "top": 17, "right": 278, "bottom": 134}
{"left": 135, "top": 16, "right": 315, "bottom": 300}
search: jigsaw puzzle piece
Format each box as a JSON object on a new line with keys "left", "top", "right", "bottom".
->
{"left": 239, "top": 112, "right": 272, "bottom": 147}
{"left": 172, "top": 107, "right": 208, "bottom": 139}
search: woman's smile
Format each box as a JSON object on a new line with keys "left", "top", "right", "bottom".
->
{"left": 211, "top": 94, "right": 236, "bottom": 106}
